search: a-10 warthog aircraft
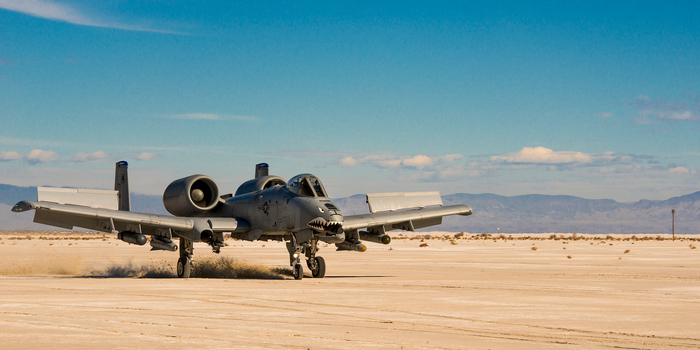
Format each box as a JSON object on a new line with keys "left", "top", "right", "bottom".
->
{"left": 12, "top": 162, "right": 472, "bottom": 279}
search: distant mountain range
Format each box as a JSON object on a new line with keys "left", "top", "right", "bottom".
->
{"left": 0, "top": 184, "right": 696, "bottom": 234}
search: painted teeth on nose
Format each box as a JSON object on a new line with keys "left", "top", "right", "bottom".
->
{"left": 307, "top": 217, "right": 343, "bottom": 231}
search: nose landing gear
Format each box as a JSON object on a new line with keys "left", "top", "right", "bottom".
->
{"left": 287, "top": 236, "right": 326, "bottom": 279}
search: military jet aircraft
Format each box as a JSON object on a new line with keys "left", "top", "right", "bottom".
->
{"left": 12, "top": 162, "right": 472, "bottom": 279}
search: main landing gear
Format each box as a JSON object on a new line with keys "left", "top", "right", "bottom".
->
{"left": 177, "top": 237, "right": 193, "bottom": 278}
{"left": 287, "top": 237, "right": 326, "bottom": 280}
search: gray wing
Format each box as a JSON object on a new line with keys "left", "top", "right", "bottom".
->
{"left": 342, "top": 204, "right": 472, "bottom": 232}
{"left": 11, "top": 201, "right": 249, "bottom": 240}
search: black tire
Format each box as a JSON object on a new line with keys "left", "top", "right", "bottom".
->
{"left": 177, "top": 257, "right": 191, "bottom": 278}
{"left": 311, "top": 256, "right": 326, "bottom": 278}
{"left": 293, "top": 264, "right": 303, "bottom": 280}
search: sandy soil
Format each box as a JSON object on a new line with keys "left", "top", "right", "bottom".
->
{"left": 0, "top": 231, "right": 698, "bottom": 350}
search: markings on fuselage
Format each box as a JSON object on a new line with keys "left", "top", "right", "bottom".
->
{"left": 258, "top": 201, "right": 271, "bottom": 215}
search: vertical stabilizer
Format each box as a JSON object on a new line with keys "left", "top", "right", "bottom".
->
{"left": 255, "top": 163, "right": 269, "bottom": 178}
{"left": 114, "top": 161, "right": 131, "bottom": 211}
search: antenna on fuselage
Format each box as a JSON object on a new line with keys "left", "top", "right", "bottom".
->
{"left": 255, "top": 163, "right": 269, "bottom": 178}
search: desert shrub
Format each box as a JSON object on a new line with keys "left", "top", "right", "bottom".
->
{"left": 531, "top": 246, "right": 538, "bottom": 251}
{"left": 624, "top": 249, "right": 630, "bottom": 254}
{"left": 567, "top": 255, "right": 572, "bottom": 259}
{"left": 454, "top": 232, "right": 465, "bottom": 239}
{"left": 419, "top": 243, "right": 428, "bottom": 247}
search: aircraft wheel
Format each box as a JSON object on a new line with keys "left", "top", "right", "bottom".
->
{"left": 310, "top": 256, "right": 326, "bottom": 278}
{"left": 293, "top": 264, "right": 303, "bottom": 280}
{"left": 177, "top": 257, "right": 191, "bottom": 278}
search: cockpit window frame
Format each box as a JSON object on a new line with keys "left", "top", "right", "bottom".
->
{"left": 286, "top": 174, "right": 328, "bottom": 198}
{"left": 307, "top": 176, "right": 328, "bottom": 198}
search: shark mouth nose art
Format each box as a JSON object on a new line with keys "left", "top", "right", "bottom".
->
{"left": 307, "top": 217, "right": 343, "bottom": 232}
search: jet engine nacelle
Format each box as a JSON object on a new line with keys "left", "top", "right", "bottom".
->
{"left": 163, "top": 175, "right": 220, "bottom": 216}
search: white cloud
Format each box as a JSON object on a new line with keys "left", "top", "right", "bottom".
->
{"left": 165, "top": 113, "right": 257, "bottom": 121}
{"left": 366, "top": 156, "right": 403, "bottom": 169}
{"left": 0, "top": 151, "right": 22, "bottom": 161}
{"left": 598, "top": 112, "right": 614, "bottom": 118}
{"left": 339, "top": 156, "right": 358, "bottom": 167}
{"left": 627, "top": 95, "right": 700, "bottom": 124}
{"left": 340, "top": 153, "right": 463, "bottom": 170}
{"left": 402, "top": 155, "right": 433, "bottom": 169}
{"left": 334, "top": 153, "right": 482, "bottom": 182}
{"left": 0, "top": 0, "right": 174, "bottom": 33}
{"left": 25, "top": 149, "right": 58, "bottom": 164}
{"left": 72, "top": 151, "right": 109, "bottom": 162}
{"left": 437, "top": 154, "right": 464, "bottom": 163}
{"left": 136, "top": 152, "right": 159, "bottom": 161}
{"left": 669, "top": 167, "right": 690, "bottom": 174}
{"left": 491, "top": 147, "right": 592, "bottom": 164}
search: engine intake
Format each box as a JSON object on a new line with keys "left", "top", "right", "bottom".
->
{"left": 163, "top": 175, "right": 220, "bottom": 216}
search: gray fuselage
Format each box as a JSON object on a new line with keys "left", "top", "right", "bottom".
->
{"left": 212, "top": 185, "right": 345, "bottom": 243}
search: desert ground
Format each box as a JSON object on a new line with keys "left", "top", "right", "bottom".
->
{"left": 0, "top": 231, "right": 698, "bottom": 350}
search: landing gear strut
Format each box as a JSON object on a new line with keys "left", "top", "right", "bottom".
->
{"left": 305, "top": 239, "right": 326, "bottom": 278}
{"left": 286, "top": 236, "right": 304, "bottom": 280}
{"left": 287, "top": 236, "right": 327, "bottom": 280}
{"left": 177, "top": 237, "right": 193, "bottom": 278}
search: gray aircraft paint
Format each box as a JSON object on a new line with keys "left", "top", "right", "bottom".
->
{"left": 12, "top": 162, "right": 472, "bottom": 279}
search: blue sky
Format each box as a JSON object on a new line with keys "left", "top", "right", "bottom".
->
{"left": 1, "top": 0, "right": 699, "bottom": 201}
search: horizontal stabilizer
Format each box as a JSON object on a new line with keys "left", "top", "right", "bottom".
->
{"left": 366, "top": 191, "right": 442, "bottom": 213}
{"left": 37, "top": 187, "right": 119, "bottom": 210}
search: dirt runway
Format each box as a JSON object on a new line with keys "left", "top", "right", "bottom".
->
{"left": 0, "top": 232, "right": 698, "bottom": 349}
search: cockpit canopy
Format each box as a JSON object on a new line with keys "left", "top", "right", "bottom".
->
{"left": 286, "top": 174, "right": 328, "bottom": 197}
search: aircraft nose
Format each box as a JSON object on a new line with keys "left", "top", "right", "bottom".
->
{"left": 305, "top": 201, "right": 344, "bottom": 233}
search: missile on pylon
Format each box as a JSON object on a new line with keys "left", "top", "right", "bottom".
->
{"left": 359, "top": 231, "right": 391, "bottom": 245}
{"left": 335, "top": 241, "right": 367, "bottom": 252}
{"left": 117, "top": 231, "right": 147, "bottom": 245}
{"left": 150, "top": 239, "right": 178, "bottom": 252}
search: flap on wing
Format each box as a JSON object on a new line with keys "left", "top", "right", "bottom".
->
{"left": 342, "top": 204, "right": 472, "bottom": 231}
{"left": 38, "top": 187, "right": 118, "bottom": 210}
{"left": 366, "top": 191, "right": 442, "bottom": 213}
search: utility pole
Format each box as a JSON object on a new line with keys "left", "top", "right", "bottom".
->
{"left": 672, "top": 209, "right": 675, "bottom": 241}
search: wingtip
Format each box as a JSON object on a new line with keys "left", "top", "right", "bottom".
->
{"left": 459, "top": 205, "right": 473, "bottom": 216}
{"left": 11, "top": 201, "right": 35, "bottom": 212}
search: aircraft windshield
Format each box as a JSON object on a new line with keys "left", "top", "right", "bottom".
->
{"left": 286, "top": 174, "right": 328, "bottom": 197}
